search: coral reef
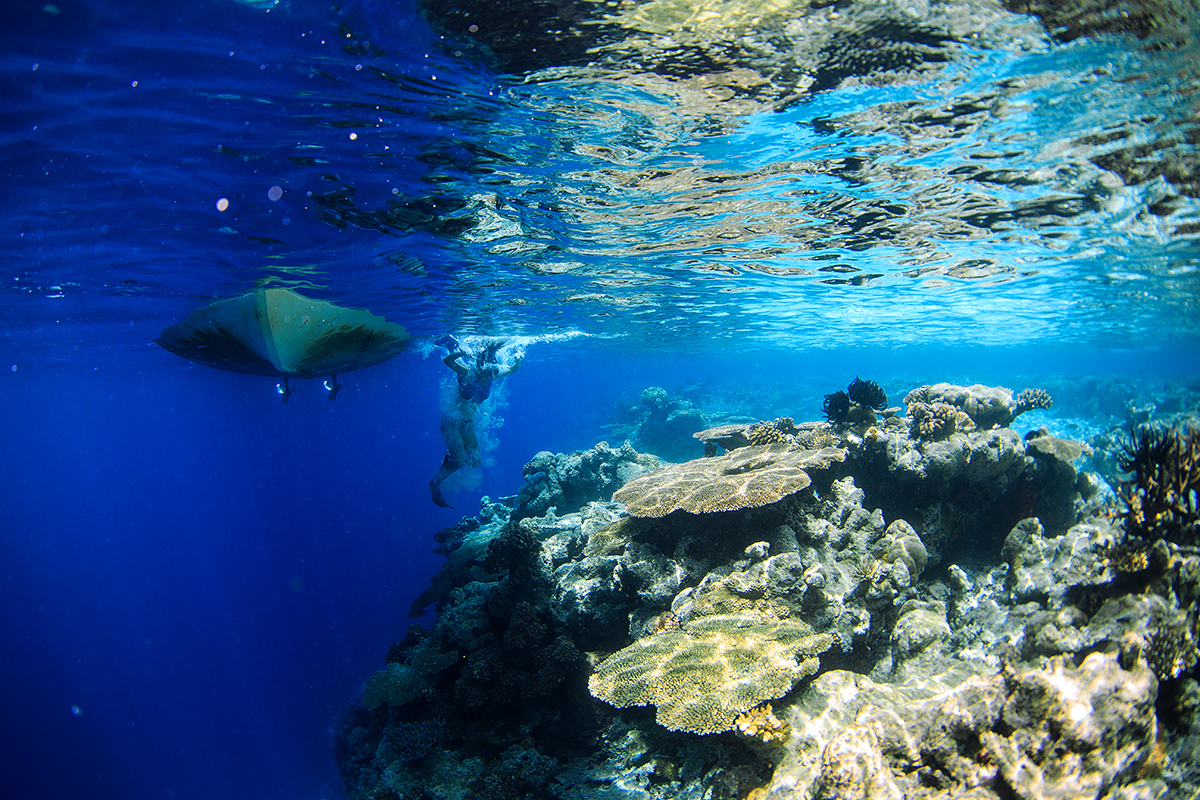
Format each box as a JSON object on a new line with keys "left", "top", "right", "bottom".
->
{"left": 905, "top": 383, "right": 1052, "bottom": 434}
{"left": 609, "top": 386, "right": 707, "bottom": 462}
{"left": 1146, "top": 623, "right": 1200, "bottom": 681}
{"left": 588, "top": 614, "right": 833, "bottom": 735}
{"left": 1117, "top": 422, "right": 1200, "bottom": 546}
{"left": 734, "top": 703, "right": 791, "bottom": 744}
{"left": 761, "top": 650, "right": 1159, "bottom": 800}
{"left": 1015, "top": 387, "right": 1054, "bottom": 416}
{"left": 823, "top": 390, "right": 852, "bottom": 424}
{"left": 906, "top": 400, "right": 971, "bottom": 441}
{"left": 337, "top": 378, "right": 1200, "bottom": 800}
{"left": 512, "top": 440, "right": 659, "bottom": 521}
{"left": 905, "top": 383, "right": 1019, "bottom": 430}
{"left": 612, "top": 443, "right": 847, "bottom": 517}
{"left": 848, "top": 377, "right": 888, "bottom": 411}
{"left": 825, "top": 377, "right": 889, "bottom": 428}
{"left": 746, "top": 418, "right": 796, "bottom": 446}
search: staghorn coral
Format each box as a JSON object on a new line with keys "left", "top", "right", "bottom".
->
{"left": 1014, "top": 387, "right": 1054, "bottom": 416}
{"left": 1146, "top": 623, "right": 1200, "bottom": 681}
{"left": 1118, "top": 422, "right": 1200, "bottom": 546}
{"left": 847, "top": 376, "right": 888, "bottom": 411}
{"left": 588, "top": 614, "right": 834, "bottom": 735}
{"left": 612, "top": 443, "right": 847, "bottom": 518}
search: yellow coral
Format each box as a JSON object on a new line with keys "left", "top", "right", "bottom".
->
{"left": 588, "top": 614, "right": 833, "bottom": 735}
{"left": 734, "top": 702, "right": 791, "bottom": 744}
{"left": 1100, "top": 540, "right": 1150, "bottom": 573}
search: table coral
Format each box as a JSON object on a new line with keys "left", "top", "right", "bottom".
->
{"left": 588, "top": 614, "right": 834, "bottom": 735}
{"left": 612, "top": 443, "right": 847, "bottom": 517}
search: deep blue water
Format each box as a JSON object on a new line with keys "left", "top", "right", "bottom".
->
{"left": 3, "top": 0, "right": 1199, "bottom": 798}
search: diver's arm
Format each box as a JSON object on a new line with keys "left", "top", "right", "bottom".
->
{"left": 497, "top": 355, "right": 524, "bottom": 379}
{"left": 443, "top": 351, "right": 470, "bottom": 378}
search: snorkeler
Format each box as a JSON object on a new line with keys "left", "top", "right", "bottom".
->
{"left": 429, "top": 336, "right": 524, "bottom": 508}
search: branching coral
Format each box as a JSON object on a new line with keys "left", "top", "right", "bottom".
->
{"left": 1145, "top": 623, "right": 1200, "bottom": 680}
{"left": 906, "top": 401, "right": 971, "bottom": 440}
{"left": 1117, "top": 423, "right": 1200, "bottom": 546}
{"left": 1014, "top": 387, "right": 1053, "bottom": 416}
{"left": 772, "top": 416, "right": 797, "bottom": 433}
{"left": 735, "top": 702, "right": 791, "bottom": 744}
{"left": 904, "top": 383, "right": 1016, "bottom": 429}
{"left": 747, "top": 421, "right": 789, "bottom": 446}
{"left": 1099, "top": 540, "right": 1151, "bottom": 573}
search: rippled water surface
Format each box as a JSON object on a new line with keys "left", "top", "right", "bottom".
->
{"left": 4, "top": 0, "right": 1199, "bottom": 357}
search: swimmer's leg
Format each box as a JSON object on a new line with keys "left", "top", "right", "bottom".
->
{"left": 430, "top": 453, "right": 463, "bottom": 508}
{"left": 462, "top": 424, "right": 482, "bottom": 469}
